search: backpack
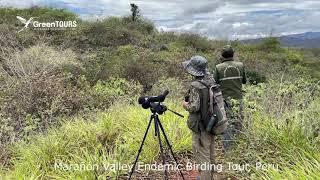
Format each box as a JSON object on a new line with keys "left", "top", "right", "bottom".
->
{"left": 197, "top": 80, "right": 228, "bottom": 135}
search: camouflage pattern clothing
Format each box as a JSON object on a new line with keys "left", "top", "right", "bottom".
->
{"left": 184, "top": 87, "right": 200, "bottom": 113}
{"left": 184, "top": 75, "right": 216, "bottom": 180}
{"left": 182, "top": 55, "right": 218, "bottom": 179}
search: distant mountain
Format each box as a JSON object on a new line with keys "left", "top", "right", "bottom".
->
{"left": 242, "top": 32, "right": 320, "bottom": 48}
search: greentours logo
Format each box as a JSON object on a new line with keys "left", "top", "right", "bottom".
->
{"left": 16, "top": 16, "right": 36, "bottom": 33}
{"left": 16, "top": 16, "right": 77, "bottom": 33}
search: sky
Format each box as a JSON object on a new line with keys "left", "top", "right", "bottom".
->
{"left": 1, "top": 0, "right": 320, "bottom": 40}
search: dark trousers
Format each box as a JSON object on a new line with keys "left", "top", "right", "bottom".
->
{"left": 222, "top": 99, "right": 244, "bottom": 150}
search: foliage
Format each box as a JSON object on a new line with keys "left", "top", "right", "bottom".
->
{"left": 178, "top": 33, "right": 213, "bottom": 52}
{"left": 0, "top": 44, "right": 143, "bottom": 148}
{"left": 0, "top": 45, "right": 84, "bottom": 147}
{"left": 0, "top": 7, "right": 320, "bottom": 179}
{"left": 87, "top": 77, "right": 142, "bottom": 110}
{"left": 150, "top": 77, "right": 186, "bottom": 98}
{"left": 259, "top": 37, "right": 282, "bottom": 52}
{"left": 246, "top": 69, "right": 267, "bottom": 85}
{"left": 70, "top": 17, "right": 154, "bottom": 51}
{"left": 4, "top": 102, "right": 189, "bottom": 179}
{"left": 130, "top": 3, "right": 140, "bottom": 22}
{"left": 3, "top": 77, "right": 320, "bottom": 179}
{"left": 225, "top": 77, "right": 320, "bottom": 178}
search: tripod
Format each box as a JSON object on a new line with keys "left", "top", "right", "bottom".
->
{"left": 129, "top": 108, "right": 185, "bottom": 180}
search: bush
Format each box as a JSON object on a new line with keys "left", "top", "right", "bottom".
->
{"left": 122, "top": 17, "right": 155, "bottom": 35}
{"left": 0, "top": 45, "right": 144, "bottom": 147}
{"left": 74, "top": 17, "right": 154, "bottom": 50}
{"left": 87, "top": 77, "right": 142, "bottom": 110}
{"left": 285, "top": 49, "right": 304, "bottom": 64}
{"left": 83, "top": 18, "right": 137, "bottom": 47}
{"left": 0, "top": 24, "right": 21, "bottom": 51}
{"left": 80, "top": 47, "right": 130, "bottom": 84}
{"left": 178, "top": 33, "right": 212, "bottom": 52}
{"left": 122, "top": 47, "right": 169, "bottom": 89}
{"left": 246, "top": 69, "right": 267, "bottom": 85}
{"left": 259, "top": 37, "right": 282, "bottom": 52}
{"left": 0, "top": 44, "right": 85, "bottom": 146}
{"left": 150, "top": 77, "right": 186, "bottom": 98}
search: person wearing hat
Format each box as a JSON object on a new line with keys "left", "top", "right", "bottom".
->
{"left": 213, "top": 45, "right": 247, "bottom": 151}
{"left": 182, "top": 55, "right": 217, "bottom": 180}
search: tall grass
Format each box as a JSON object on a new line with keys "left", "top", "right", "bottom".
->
{"left": 226, "top": 78, "right": 320, "bottom": 179}
{"left": 1, "top": 79, "right": 319, "bottom": 179}
{"left": 3, "top": 101, "right": 189, "bottom": 179}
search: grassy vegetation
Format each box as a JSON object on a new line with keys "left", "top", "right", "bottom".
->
{"left": 0, "top": 7, "right": 319, "bottom": 179}
{"left": 3, "top": 102, "right": 190, "bottom": 179}
{"left": 226, "top": 78, "right": 320, "bottom": 179}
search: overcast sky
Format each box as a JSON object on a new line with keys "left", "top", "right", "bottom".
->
{"left": 1, "top": 0, "right": 320, "bottom": 40}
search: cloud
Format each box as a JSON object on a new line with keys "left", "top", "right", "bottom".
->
{"left": 0, "top": 0, "right": 42, "bottom": 8}
{"left": 1, "top": 0, "right": 320, "bottom": 39}
{"left": 182, "top": 0, "right": 224, "bottom": 17}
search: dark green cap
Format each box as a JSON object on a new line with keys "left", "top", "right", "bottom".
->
{"left": 221, "top": 45, "right": 235, "bottom": 59}
{"left": 222, "top": 45, "right": 234, "bottom": 54}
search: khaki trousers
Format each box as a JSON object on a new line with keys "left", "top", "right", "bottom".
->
{"left": 192, "top": 130, "right": 215, "bottom": 180}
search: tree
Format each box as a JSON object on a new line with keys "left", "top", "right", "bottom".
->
{"left": 130, "top": 3, "right": 140, "bottom": 21}
{"left": 260, "top": 37, "right": 281, "bottom": 52}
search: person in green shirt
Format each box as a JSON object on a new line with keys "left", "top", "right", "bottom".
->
{"left": 213, "top": 45, "right": 246, "bottom": 151}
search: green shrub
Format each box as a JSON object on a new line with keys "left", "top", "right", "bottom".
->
{"left": 285, "top": 49, "right": 303, "bottom": 64}
{"left": 81, "top": 47, "right": 132, "bottom": 84}
{"left": 0, "top": 44, "right": 85, "bottom": 146}
{"left": 246, "top": 69, "right": 267, "bottom": 85}
{"left": 259, "top": 37, "right": 282, "bottom": 52}
{"left": 0, "top": 44, "right": 143, "bottom": 146}
{"left": 88, "top": 77, "right": 142, "bottom": 110}
{"left": 178, "top": 33, "right": 212, "bottom": 52}
{"left": 122, "top": 47, "right": 168, "bottom": 89}
{"left": 155, "top": 32, "right": 179, "bottom": 45}
{"left": 74, "top": 17, "right": 154, "bottom": 50}
{"left": 150, "top": 77, "right": 186, "bottom": 98}
{"left": 122, "top": 17, "right": 155, "bottom": 35}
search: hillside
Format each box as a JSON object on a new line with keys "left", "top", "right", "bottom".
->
{"left": 0, "top": 7, "right": 319, "bottom": 179}
{"left": 242, "top": 32, "right": 320, "bottom": 48}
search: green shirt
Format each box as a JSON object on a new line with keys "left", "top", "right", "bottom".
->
{"left": 214, "top": 58, "right": 246, "bottom": 99}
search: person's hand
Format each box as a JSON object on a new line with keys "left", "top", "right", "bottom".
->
{"left": 182, "top": 101, "right": 189, "bottom": 109}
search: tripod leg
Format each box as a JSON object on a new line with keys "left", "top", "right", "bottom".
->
{"left": 155, "top": 116, "right": 168, "bottom": 180}
{"left": 158, "top": 119, "right": 185, "bottom": 180}
{"left": 129, "top": 116, "right": 153, "bottom": 180}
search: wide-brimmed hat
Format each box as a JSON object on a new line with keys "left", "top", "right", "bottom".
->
{"left": 182, "top": 55, "right": 208, "bottom": 76}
